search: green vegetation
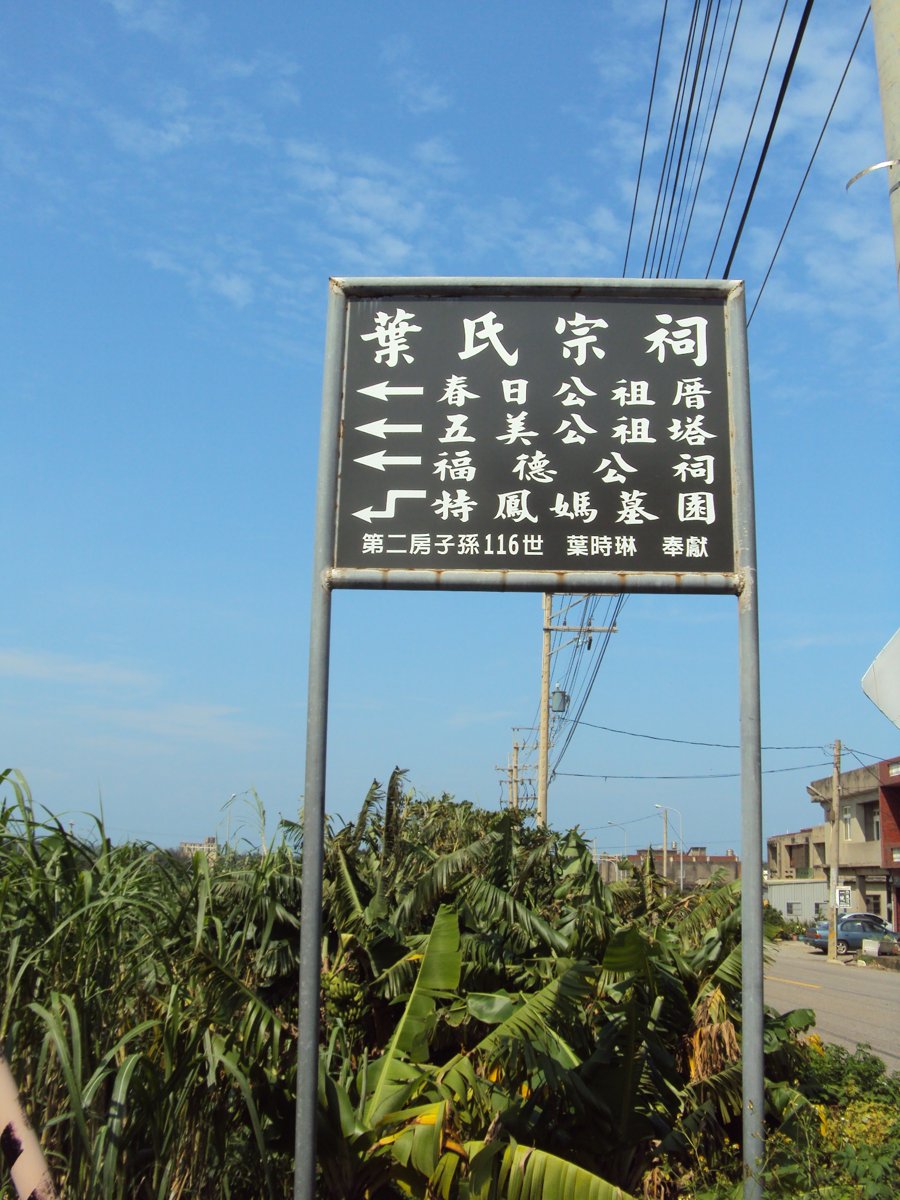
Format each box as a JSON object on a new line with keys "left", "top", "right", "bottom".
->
{"left": 2, "top": 766, "right": 898, "bottom": 1198}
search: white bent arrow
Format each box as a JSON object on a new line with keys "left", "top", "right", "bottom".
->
{"left": 357, "top": 381, "right": 425, "bottom": 402}
{"left": 352, "top": 489, "right": 427, "bottom": 522}
{"left": 354, "top": 449, "right": 423, "bottom": 471}
{"left": 356, "top": 417, "right": 424, "bottom": 439}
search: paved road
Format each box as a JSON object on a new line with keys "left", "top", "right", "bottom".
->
{"left": 763, "top": 939, "right": 900, "bottom": 1073}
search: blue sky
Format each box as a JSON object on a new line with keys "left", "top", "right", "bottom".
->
{"left": 2, "top": 0, "right": 897, "bottom": 856}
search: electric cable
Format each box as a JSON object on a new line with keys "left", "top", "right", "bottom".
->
{"left": 549, "top": 594, "right": 627, "bottom": 775}
{"left": 642, "top": 0, "right": 704, "bottom": 276}
{"left": 557, "top": 717, "right": 829, "bottom": 752}
{"left": 515, "top": 5, "right": 871, "bottom": 808}
{"left": 721, "top": 0, "right": 815, "bottom": 278}
{"left": 673, "top": 0, "right": 744, "bottom": 275}
{"left": 557, "top": 760, "right": 832, "bottom": 781}
{"left": 705, "top": 0, "right": 791, "bottom": 277}
{"left": 748, "top": 7, "right": 870, "bottom": 323}
{"left": 623, "top": 0, "right": 669, "bottom": 275}
{"left": 657, "top": 0, "right": 719, "bottom": 278}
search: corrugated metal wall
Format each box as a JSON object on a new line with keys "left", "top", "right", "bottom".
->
{"left": 764, "top": 879, "right": 828, "bottom": 924}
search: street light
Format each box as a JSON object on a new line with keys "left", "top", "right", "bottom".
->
{"left": 655, "top": 804, "right": 684, "bottom": 890}
{"left": 606, "top": 821, "right": 628, "bottom": 882}
{"left": 606, "top": 821, "right": 628, "bottom": 857}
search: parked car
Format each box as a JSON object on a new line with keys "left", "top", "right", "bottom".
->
{"left": 800, "top": 915, "right": 900, "bottom": 955}
{"left": 842, "top": 911, "right": 891, "bottom": 932}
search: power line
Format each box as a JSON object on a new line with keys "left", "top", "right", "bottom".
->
{"left": 623, "top": 0, "right": 669, "bottom": 275}
{"left": 721, "top": 0, "right": 815, "bottom": 277}
{"left": 651, "top": 0, "right": 716, "bottom": 277}
{"left": 557, "top": 760, "right": 832, "bottom": 781}
{"left": 660, "top": 0, "right": 722, "bottom": 277}
{"left": 673, "top": 0, "right": 744, "bottom": 274}
{"left": 557, "top": 717, "right": 828, "bottom": 752}
{"left": 642, "top": 0, "right": 705, "bottom": 276}
{"left": 705, "top": 0, "right": 790, "bottom": 276}
{"left": 844, "top": 745, "right": 894, "bottom": 763}
{"left": 549, "top": 595, "right": 626, "bottom": 777}
{"left": 748, "top": 7, "right": 871, "bottom": 323}
{"left": 518, "top": 7, "right": 876, "bottom": 810}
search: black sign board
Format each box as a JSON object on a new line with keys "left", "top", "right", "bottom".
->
{"left": 326, "top": 280, "right": 748, "bottom": 586}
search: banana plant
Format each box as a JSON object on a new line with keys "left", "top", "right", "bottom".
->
{"left": 317, "top": 904, "right": 636, "bottom": 1198}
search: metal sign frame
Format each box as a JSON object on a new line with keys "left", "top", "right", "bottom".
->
{"left": 294, "top": 278, "right": 764, "bottom": 1200}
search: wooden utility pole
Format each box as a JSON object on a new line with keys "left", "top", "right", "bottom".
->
{"left": 828, "top": 739, "right": 842, "bottom": 961}
{"left": 871, "top": 1, "right": 900, "bottom": 302}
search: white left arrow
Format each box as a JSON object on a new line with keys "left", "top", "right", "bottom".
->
{"left": 354, "top": 449, "right": 423, "bottom": 471}
{"left": 357, "top": 381, "right": 425, "bottom": 402}
{"left": 356, "top": 418, "right": 423, "bottom": 439}
{"left": 352, "top": 489, "right": 427, "bottom": 522}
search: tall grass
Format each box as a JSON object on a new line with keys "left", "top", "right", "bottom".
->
{"left": 0, "top": 769, "right": 301, "bottom": 1199}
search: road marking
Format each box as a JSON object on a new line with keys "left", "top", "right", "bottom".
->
{"left": 764, "top": 974, "right": 820, "bottom": 989}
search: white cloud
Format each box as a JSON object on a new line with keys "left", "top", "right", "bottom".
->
{"left": 412, "top": 137, "right": 461, "bottom": 175}
{"left": 378, "top": 35, "right": 452, "bottom": 115}
{"left": 139, "top": 244, "right": 257, "bottom": 309}
{"left": 100, "top": 702, "right": 267, "bottom": 747}
{"left": 0, "top": 649, "right": 155, "bottom": 689}
{"left": 210, "top": 271, "right": 254, "bottom": 307}
{"left": 103, "top": 0, "right": 206, "bottom": 45}
{"left": 102, "top": 109, "right": 197, "bottom": 156}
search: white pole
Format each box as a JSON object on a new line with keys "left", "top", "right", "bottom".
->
{"left": 872, "top": 0, "right": 900, "bottom": 302}
{"left": 537, "top": 593, "right": 552, "bottom": 826}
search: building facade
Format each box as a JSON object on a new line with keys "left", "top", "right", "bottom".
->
{"left": 597, "top": 845, "right": 740, "bottom": 888}
{"left": 766, "top": 755, "right": 900, "bottom": 929}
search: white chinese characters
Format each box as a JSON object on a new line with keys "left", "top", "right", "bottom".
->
{"left": 347, "top": 299, "right": 731, "bottom": 569}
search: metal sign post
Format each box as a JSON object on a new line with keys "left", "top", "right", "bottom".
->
{"left": 295, "top": 277, "right": 763, "bottom": 1199}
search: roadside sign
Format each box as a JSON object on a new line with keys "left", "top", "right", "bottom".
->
{"left": 862, "top": 627, "right": 900, "bottom": 728}
{"left": 296, "top": 277, "right": 761, "bottom": 1200}
{"left": 326, "top": 279, "right": 748, "bottom": 594}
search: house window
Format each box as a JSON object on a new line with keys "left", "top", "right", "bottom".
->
{"left": 874, "top": 808, "right": 880, "bottom": 841}
{"left": 842, "top": 804, "right": 852, "bottom": 840}
{"left": 786, "top": 902, "right": 800, "bottom": 916}
{"left": 814, "top": 901, "right": 827, "bottom": 916}
{"left": 869, "top": 896, "right": 882, "bottom": 917}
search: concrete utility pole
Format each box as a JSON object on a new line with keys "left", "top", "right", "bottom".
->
{"left": 537, "top": 594, "right": 552, "bottom": 826}
{"left": 498, "top": 740, "right": 527, "bottom": 810}
{"left": 871, "top": 1, "right": 900, "bottom": 301}
{"left": 536, "top": 594, "right": 618, "bottom": 827}
{"left": 829, "top": 740, "right": 842, "bottom": 961}
{"left": 656, "top": 803, "right": 684, "bottom": 890}
{"left": 660, "top": 806, "right": 668, "bottom": 883}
